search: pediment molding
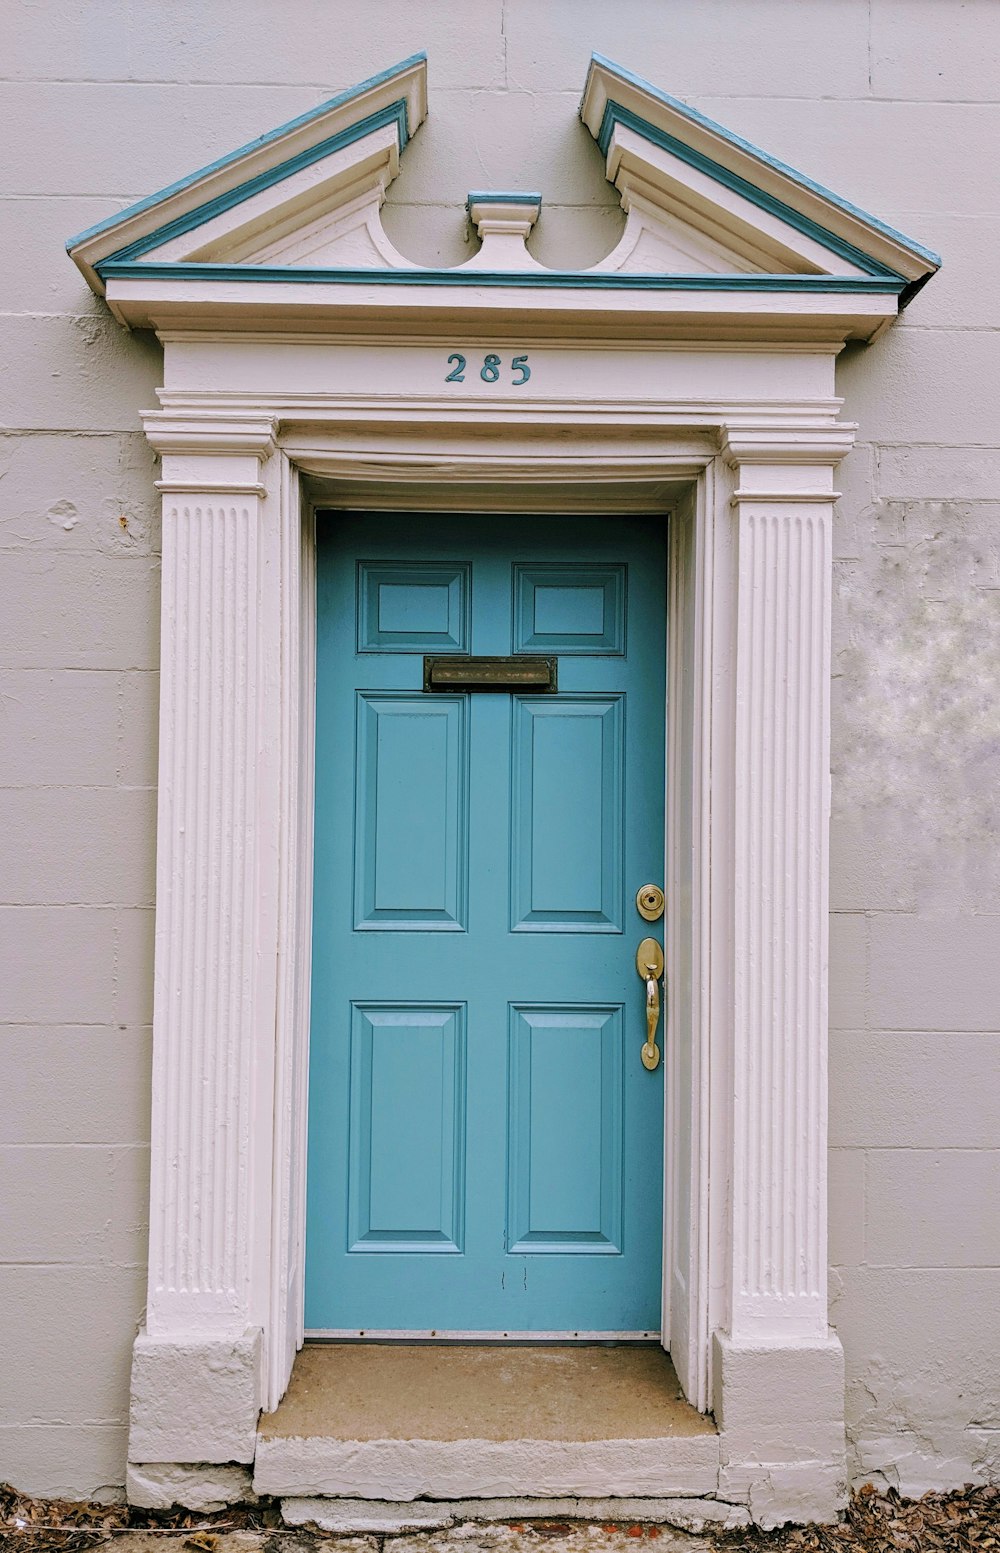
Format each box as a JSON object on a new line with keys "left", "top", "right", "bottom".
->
{"left": 67, "top": 54, "right": 428, "bottom": 291}
{"left": 581, "top": 55, "right": 939, "bottom": 297}
{"left": 66, "top": 52, "right": 938, "bottom": 344}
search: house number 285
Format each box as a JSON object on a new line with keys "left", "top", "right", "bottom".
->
{"left": 445, "top": 352, "right": 531, "bottom": 386}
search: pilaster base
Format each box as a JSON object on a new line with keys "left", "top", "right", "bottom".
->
{"left": 714, "top": 1330, "right": 847, "bottom": 1527}
{"left": 128, "top": 1327, "right": 263, "bottom": 1466}
{"left": 126, "top": 1461, "right": 256, "bottom": 1511}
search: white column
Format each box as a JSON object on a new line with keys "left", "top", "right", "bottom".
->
{"left": 129, "top": 413, "right": 278, "bottom": 1467}
{"left": 713, "top": 425, "right": 854, "bottom": 1524}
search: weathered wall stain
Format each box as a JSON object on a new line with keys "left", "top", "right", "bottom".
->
{"left": 833, "top": 497, "right": 1000, "bottom": 910}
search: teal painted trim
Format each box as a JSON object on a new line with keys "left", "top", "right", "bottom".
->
{"left": 65, "top": 53, "right": 426, "bottom": 253}
{"left": 588, "top": 53, "right": 941, "bottom": 273}
{"left": 466, "top": 191, "right": 543, "bottom": 208}
{"left": 597, "top": 100, "right": 898, "bottom": 280}
{"left": 95, "top": 258, "right": 905, "bottom": 294}
{"left": 103, "top": 102, "right": 408, "bottom": 265}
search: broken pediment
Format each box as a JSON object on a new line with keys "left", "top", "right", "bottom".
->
{"left": 67, "top": 54, "right": 429, "bottom": 291}
{"left": 66, "top": 51, "right": 939, "bottom": 341}
{"left": 580, "top": 55, "right": 937, "bottom": 295}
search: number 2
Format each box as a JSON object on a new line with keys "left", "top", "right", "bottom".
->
{"left": 511, "top": 354, "right": 531, "bottom": 386}
{"left": 445, "top": 353, "right": 466, "bottom": 382}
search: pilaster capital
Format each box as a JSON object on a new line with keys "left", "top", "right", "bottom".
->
{"left": 142, "top": 411, "right": 278, "bottom": 500}
{"left": 720, "top": 422, "right": 857, "bottom": 469}
{"left": 720, "top": 422, "right": 855, "bottom": 506}
{"left": 141, "top": 410, "right": 278, "bottom": 461}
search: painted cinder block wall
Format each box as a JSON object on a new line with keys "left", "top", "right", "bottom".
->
{"left": 1, "top": 0, "right": 998, "bottom": 1500}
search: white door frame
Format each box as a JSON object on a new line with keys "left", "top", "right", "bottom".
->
{"left": 126, "top": 350, "right": 852, "bottom": 1520}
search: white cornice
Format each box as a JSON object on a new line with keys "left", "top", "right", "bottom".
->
{"left": 101, "top": 272, "right": 899, "bottom": 345}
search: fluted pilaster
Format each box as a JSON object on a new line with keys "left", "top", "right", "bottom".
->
{"left": 142, "top": 415, "right": 276, "bottom": 1339}
{"left": 724, "top": 427, "right": 850, "bottom": 1343}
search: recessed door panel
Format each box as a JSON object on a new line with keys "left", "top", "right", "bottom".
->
{"left": 308, "top": 512, "right": 666, "bottom": 1334}
{"left": 348, "top": 1003, "right": 466, "bottom": 1253}
{"left": 507, "top": 1005, "right": 623, "bottom": 1253}
{"left": 514, "top": 563, "right": 626, "bottom": 654}
{"left": 358, "top": 562, "right": 470, "bottom": 652}
{"left": 511, "top": 696, "right": 624, "bottom": 931}
{"left": 354, "top": 693, "right": 468, "bottom": 930}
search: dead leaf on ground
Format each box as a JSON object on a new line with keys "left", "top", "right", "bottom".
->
{"left": 2, "top": 1481, "right": 998, "bottom": 1553}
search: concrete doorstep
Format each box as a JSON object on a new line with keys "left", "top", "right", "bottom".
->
{"left": 250, "top": 1345, "right": 722, "bottom": 1505}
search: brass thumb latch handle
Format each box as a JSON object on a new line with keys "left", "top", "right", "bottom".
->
{"left": 636, "top": 936, "right": 664, "bottom": 1071}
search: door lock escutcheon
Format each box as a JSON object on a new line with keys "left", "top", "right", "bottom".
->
{"left": 636, "top": 883, "right": 665, "bottom": 921}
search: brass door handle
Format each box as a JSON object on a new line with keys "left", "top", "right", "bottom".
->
{"left": 636, "top": 936, "right": 664, "bottom": 1071}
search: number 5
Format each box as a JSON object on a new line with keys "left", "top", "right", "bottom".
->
{"left": 511, "top": 354, "right": 531, "bottom": 386}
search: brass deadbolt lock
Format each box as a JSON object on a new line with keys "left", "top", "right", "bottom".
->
{"left": 636, "top": 884, "right": 665, "bottom": 922}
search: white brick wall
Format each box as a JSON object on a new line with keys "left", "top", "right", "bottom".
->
{"left": 1, "top": 0, "right": 997, "bottom": 1500}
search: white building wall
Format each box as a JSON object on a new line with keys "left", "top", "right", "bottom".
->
{"left": 1, "top": 0, "right": 997, "bottom": 1500}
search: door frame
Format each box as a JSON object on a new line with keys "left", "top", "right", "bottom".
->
{"left": 130, "top": 357, "right": 850, "bottom": 1513}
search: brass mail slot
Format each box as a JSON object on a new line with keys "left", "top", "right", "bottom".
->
{"left": 423, "top": 655, "right": 558, "bottom": 693}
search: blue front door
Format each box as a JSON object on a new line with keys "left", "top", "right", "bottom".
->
{"left": 306, "top": 513, "right": 666, "bottom": 1333}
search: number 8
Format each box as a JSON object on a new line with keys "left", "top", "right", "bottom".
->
{"left": 480, "top": 353, "right": 501, "bottom": 382}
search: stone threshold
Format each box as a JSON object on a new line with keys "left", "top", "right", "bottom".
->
{"left": 254, "top": 1343, "right": 720, "bottom": 1503}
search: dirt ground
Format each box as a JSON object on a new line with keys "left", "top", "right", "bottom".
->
{"left": 2, "top": 1485, "right": 998, "bottom": 1553}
